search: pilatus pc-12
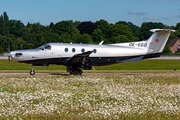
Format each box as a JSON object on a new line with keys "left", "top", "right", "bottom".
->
{"left": 4, "top": 29, "right": 175, "bottom": 75}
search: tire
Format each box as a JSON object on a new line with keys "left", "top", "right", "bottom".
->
{"left": 77, "top": 69, "right": 82, "bottom": 75}
{"left": 70, "top": 70, "right": 73, "bottom": 75}
{"left": 30, "top": 70, "right": 35, "bottom": 75}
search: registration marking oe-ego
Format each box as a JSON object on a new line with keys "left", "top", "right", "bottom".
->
{"left": 129, "top": 43, "right": 147, "bottom": 47}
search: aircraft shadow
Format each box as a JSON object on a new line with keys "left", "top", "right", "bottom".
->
{"left": 124, "top": 73, "right": 139, "bottom": 76}
{"left": 49, "top": 73, "right": 71, "bottom": 76}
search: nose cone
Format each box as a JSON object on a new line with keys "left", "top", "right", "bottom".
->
{"left": 3, "top": 52, "right": 11, "bottom": 57}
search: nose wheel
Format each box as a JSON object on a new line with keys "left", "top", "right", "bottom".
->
{"left": 30, "top": 65, "right": 35, "bottom": 75}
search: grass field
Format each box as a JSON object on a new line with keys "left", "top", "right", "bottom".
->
{"left": 1, "top": 59, "right": 180, "bottom": 119}
{"left": 0, "top": 75, "right": 179, "bottom": 119}
{"left": 1, "top": 59, "right": 180, "bottom": 72}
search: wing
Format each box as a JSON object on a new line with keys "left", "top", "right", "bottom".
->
{"left": 63, "top": 51, "right": 93, "bottom": 66}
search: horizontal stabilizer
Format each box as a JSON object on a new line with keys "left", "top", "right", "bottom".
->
{"left": 150, "top": 29, "right": 175, "bottom": 33}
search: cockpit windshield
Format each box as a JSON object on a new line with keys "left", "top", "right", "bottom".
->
{"left": 38, "top": 44, "right": 51, "bottom": 50}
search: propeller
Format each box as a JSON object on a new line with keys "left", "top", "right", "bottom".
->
{"left": 3, "top": 42, "right": 12, "bottom": 65}
{"left": 8, "top": 42, "right": 10, "bottom": 65}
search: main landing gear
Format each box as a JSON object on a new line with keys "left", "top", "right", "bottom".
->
{"left": 30, "top": 65, "right": 35, "bottom": 75}
{"left": 69, "top": 69, "right": 82, "bottom": 75}
{"left": 67, "top": 66, "right": 82, "bottom": 75}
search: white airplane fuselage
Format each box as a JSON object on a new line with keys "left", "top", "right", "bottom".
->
{"left": 9, "top": 42, "right": 151, "bottom": 65}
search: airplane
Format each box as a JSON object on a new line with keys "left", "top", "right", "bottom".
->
{"left": 3, "top": 29, "right": 175, "bottom": 75}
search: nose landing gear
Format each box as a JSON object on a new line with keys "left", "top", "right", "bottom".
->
{"left": 30, "top": 65, "right": 35, "bottom": 75}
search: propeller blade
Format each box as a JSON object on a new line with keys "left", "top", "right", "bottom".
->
{"left": 8, "top": 56, "right": 10, "bottom": 65}
{"left": 8, "top": 42, "right": 10, "bottom": 65}
{"left": 8, "top": 42, "right": 10, "bottom": 53}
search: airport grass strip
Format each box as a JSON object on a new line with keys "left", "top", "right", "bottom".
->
{"left": 0, "top": 75, "right": 180, "bottom": 119}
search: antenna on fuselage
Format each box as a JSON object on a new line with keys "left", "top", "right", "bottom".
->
{"left": 99, "top": 41, "right": 104, "bottom": 45}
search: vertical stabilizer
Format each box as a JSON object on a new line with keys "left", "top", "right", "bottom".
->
{"left": 147, "top": 29, "right": 175, "bottom": 53}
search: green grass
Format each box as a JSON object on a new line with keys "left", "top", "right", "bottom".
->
{"left": 0, "top": 59, "right": 180, "bottom": 72}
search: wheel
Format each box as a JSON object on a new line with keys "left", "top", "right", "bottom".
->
{"left": 77, "top": 69, "right": 82, "bottom": 75}
{"left": 30, "top": 70, "right": 35, "bottom": 75}
{"left": 69, "top": 69, "right": 82, "bottom": 75}
{"left": 70, "top": 70, "right": 73, "bottom": 75}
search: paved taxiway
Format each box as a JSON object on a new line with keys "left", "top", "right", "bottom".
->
{"left": 0, "top": 56, "right": 180, "bottom": 76}
{"left": 0, "top": 72, "right": 180, "bottom": 77}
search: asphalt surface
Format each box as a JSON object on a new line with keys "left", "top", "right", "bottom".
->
{"left": 1, "top": 56, "right": 179, "bottom": 76}
{"left": 0, "top": 72, "right": 180, "bottom": 76}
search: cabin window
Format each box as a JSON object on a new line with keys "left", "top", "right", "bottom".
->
{"left": 81, "top": 48, "right": 85, "bottom": 53}
{"left": 93, "top": 49, "right": 97, "bottom": 53}
{"left": 72, "top": 48, "right": 75, "bottom": 53}
{"left": 65, "top": 48, "right": 68, "bottom": 52}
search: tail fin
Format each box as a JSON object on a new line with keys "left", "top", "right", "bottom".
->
{"left": 147, "top": 29, "right": 175, "bottom": 53}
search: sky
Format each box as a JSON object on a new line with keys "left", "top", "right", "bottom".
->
{"left": 1, "top": 0, "right": 180, "bottom": 27}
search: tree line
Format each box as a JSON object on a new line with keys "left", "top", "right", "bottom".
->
{"left": 0, "top": 11, "right": 180, "bottom": 53}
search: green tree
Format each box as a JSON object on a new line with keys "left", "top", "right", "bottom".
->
{"left": 0, "top": 15, "right": 3, "bottom": 35}
{"left": 2, "top": 12, "right": 10, "bottom": 36}
{"left": 0, "top": 46, "right": 4, "bottom": 53}
{"left": 31, "top": 22, "right": 41, "bottom": 34}
{"left": 115, "top": 21, "right": 140, "bottom": 38}
{"left": 138, "top": 22, "right": 164, "bottom": 40}
{"left": 0, "top": 15, "right": 3, "bottom": 27}
{"left": 109, "top": 24, "right": 135, "bottom": 42}
{"left": 26, "top": 22, "right": 32, "bottom": 28}
{"left": 17, "top": 38, "right": 25, "bottom": 50}
{"left": 26, "top": 34, "right": 36, "bottom": 48}
{"left": 26, "top": 43, "right": 34, "bottom": 49}
{"left": 77, "top": 21, "right": 97, "bottom": 35}
{"left": 53, "top": 21, "right": 79, "bottom": 36}
{"left": 111, "top": 35, "right": 130, "bottom": 43}
{"left": 60, "top": 32, "right": 72, "bottom": 43}
{"left": 49, "top": 22, "right": 54, "bottom": 29}
{"left": 36, "top": 34, "right": 45, "bottom": 47}
{"left": 95, "top": 19, "right": 110, "bottom": 38}
{"left": 40, "top": 26, "right": 52, "bottom": 43}
{"left": 73, "top": 21, "right": 81, "bottom": 27}
{"left": 22, "top": 27, "right": 31, "bottom": 41}
{"left": 92, "top": 29, "right": 103, "bottom": 43}
{"left": 77, "top": 33, "right": 93, "bottom": 44}
{"left": 175, "top": 23, "right": 180, "bottom": 30}
{"left": 3, "top": 12, "right": 9, "bottom": 23}
{"left": 174, "top": 23, "right": 180, "bottom": 38}
{"left": 49, "top": 33, "right": 60, "bottom": 42}
{"left": 9, "top": 20, "right": 24, "bottom": 37}
{"left": 163, "top": 45, "right": 171, "bottom": 53}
